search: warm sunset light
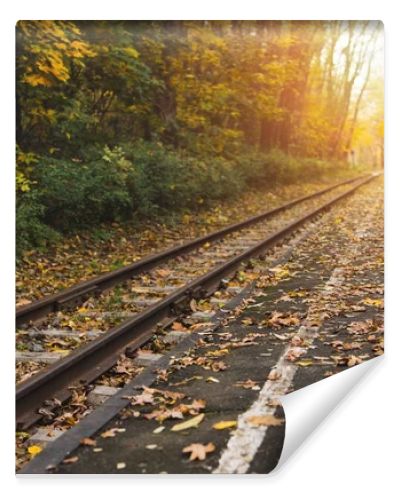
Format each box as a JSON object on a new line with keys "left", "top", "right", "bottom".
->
{"left": 15, "top": 21, "right": 384, "bottom": 475}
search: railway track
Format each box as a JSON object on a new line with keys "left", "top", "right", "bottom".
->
{"left": 16, "top": 174, "right": 376, "bottom": 437}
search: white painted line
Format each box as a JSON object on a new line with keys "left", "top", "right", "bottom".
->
{"left": 213, "top": 266, "right": 345, "bottom": 474}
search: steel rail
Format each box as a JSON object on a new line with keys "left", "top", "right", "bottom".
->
{"left": 16, "top": 174, "right": 377, "bottom": 428}
{"left": 16, "top": 175, "right": 366, "bottom": 326}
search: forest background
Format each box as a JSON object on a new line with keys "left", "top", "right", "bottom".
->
{"left": 15, "top": 20, "right": 384, "bottom": 254}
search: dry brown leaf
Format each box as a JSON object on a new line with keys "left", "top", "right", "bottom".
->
{"left": 267, "top": 311, "right": 300, "bottom": 328}
{"left": 235, "top": 379, "right": 260, "bottom": 390}
{"left": 285, "top": 347, "right": 307, "bottom": 362}
{"left": 144, "top": 408, "right": 184, "bottom": 422}
{"left": 182, "top": 442, "right": 215, "bottom": 461}
{"left": 291, "top": 335, "right": 304, "bottom": 346}
{"left": 16, "top": 298, "right": 31, "bottom": 307}
{"left": 80, "top": 437, "right": 96, "bottom": 446}
{"left": 206, "top": 349, "right": 229, "bottom": 357}
{"left": 267, "top": 369, "right": 280, "bottom": 381}
{"left": 100, "top": 427, "right": 126, "bottom": 438}
{"left": 171, "top": 322, "right": 187, "bottom": 331}
{"left": 347, "top": 355, "right": 363, "bottom": 367}
{"left": 211, "top": 361, "right": 227, "bottom": 372}
{"left": 246, "top": 415, "right": 284, "bottom": 426}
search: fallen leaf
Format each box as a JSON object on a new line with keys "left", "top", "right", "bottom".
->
{"left": 171, "top": 322, "right": 187, "bottom": 331}
{"left": 285, "top": 347, "right": 307, "bottom": 362}
{"left": 16, "top": 298, "right": 31, "bottom": 306}
{"left": 277, "top": 294, "right": 294, "bottom": 303}
{"left": 267, "top": 311, "right": 300, "bottom": 328}
{"left": 270, "top": 266, "right": 291, "bottom": 280}
{"left": 246, "top": 415, "right": 284, "bottom": 426}
{"left": 80, "top": 437, "right": 96, "bottom": 446}
{"left": 124, "top": 392, "right": 155, "bottom": 406}
{"left": 296, "top": 359, "right": 313, "bottom": 367}
{"left": 100, "top": 427, "right": 126, "bottom": 438}
{"left": 213, "top": 420, "right": 237, "bottom": 430}
{"left": 171, "top": 413, "right": 205, "bottom": 432}
{"left": 273, "top": 333, "right": 292, "bottom": 341}
{"left": 235, "top": 379, "right": 260, "bottom": 390}
{"left": 146, "top": 444, "right": 158, "bottom": 450}
{"left": 211, "top": 361, "right": 227, "bottom": 372}
{"left": 153, "top": 426, "right": 165, "bottom": 434}
{"left": 188, "top": 399, "right": 206, "bottom": 413}
{"left": 63, "top": 456, "right": 79, "bottom": 464}
{"left": 156, "top": 269, "right": 170, "bottom": 278}
{"left": 291, "top": 335, "right": 304, "bottom": 346}
{"left": 363, "top": 298, "right": 383, "bottom": 308}
{"left": 116, "top": 462, "right": 126, "bottom": 470}
{"left": 171, "top": 375, "right": 203, "bottom": 386}
{"left": 267, "top": 368, "right": 280, "bottom": 381}
{"left": 347, "top": 355, "right": 363, "bottom": 367}
{"left": 206, "top": 349, "right": 229, "bottom": 357}
{"left": 27, "top": 445, "right": 42, "bottom": 457}
{"left": 182, "top": 442, "right": 215, "bottom": 461}
{"left": 144, "top": 408, "right": 184, "bottom": 422}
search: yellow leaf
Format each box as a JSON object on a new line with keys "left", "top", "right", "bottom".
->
{"left": 171, "top": 413, "right": 204, "bottom": 432}
{"left": 51, "top": 349, "right": 70, "bottom": 355}
{"left": 363, "top": 298, "right": 383, "bottom": 308}
{"left": 28, "top": 445, "right": 42, "bottom": 457}
{"left": 296, "top": 359, "right": 313, "bottom": 367}
{"left": 206, "top": 349, "right": 229, "bottom": 357}
{"left": 212, "top": 420, "right": 237, "bottom": 430}
{"left": 206, "top": 377, "right": 220, "bottom": 383}
{"left": 23, "top": 73, "right": 50, "bottom": 87}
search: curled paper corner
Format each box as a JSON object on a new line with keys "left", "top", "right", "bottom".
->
{"left": 214, "top": 352, "right": 383, "bottom": 475}
{"left": 273, "top": 356, "right": 384, "bottom": 473}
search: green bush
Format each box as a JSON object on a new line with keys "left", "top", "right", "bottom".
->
{"left": 123, "top": 142, "right": 245, "bottom": 216}
{"left": 16, "top": 141, "right": 356, "bottom": 255}
{"left": 16, "top": 191, "right": 59, "bottom": 255}
{"left": 33, "top": 155, "right": 132, "bottom": 231}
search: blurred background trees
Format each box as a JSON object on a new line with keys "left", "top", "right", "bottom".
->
{"left": 16, "top": 20, "right": 384, "bottom": 252}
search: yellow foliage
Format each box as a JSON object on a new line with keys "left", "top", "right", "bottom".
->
{"left": 23, "top": 73, "right": 50, "bottom": 87}
{"left": 122, "top": 47, "right": 139, "bottom": 58}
